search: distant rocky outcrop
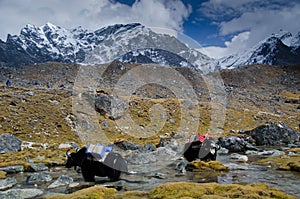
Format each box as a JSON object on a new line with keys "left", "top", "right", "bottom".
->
{"left": 116, "top": 48, "right": 196, "bottom": 69}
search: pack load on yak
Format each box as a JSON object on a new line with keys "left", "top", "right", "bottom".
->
{"left": 86, "top": 143, "right": 113, "bottom": 161}
{"left": 183, "top": 133, "right": 219, "bottom": 162}
{"left": 65, "top": 143, "right": 128, "bottom": 182}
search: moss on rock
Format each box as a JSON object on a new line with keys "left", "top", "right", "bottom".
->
{"left": 46, "top": 182, "right": 297, "bottom": 199}
{"left": 149, "top": 182, "right": 297, "bottom": 199}
{"left": 258, "top": 148, "right": 300, "bottom": 172}
{"left": 0, "top": 171, "right": 6, "bottom": 179}
{"left": 188, "top": 160, "right": 228, "bottom": 171}
{"left": 45, "top": 186, "right": 116, "bottom": 199}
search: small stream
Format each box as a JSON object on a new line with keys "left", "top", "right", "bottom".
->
{"left": 6, "top": 152, "right": 300, "bottom": 198}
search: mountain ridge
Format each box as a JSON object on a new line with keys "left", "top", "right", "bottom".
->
{"left": 0, "top": 22, "right": 214, "bottom": 73}
{"left": 1, "top": 23, "right": 299, "bottom": 72}
{"left": 217, "top": 30, "right": 300, "bottom": 69}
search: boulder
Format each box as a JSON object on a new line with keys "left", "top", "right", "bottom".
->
{"left": 114, "top": 141, "right": 143, "bottom": 151}
{"left": 0, "top": 133, "right": 22, "bottom": 154}
{"left": 242, "top": 122, "right": 300, "bottom": 146}
{"left": 26, "top": 172, "right": 52, "bottom": 184}
{"left": 217, "top": 136, "right": 259, "bottom": 153}
{"left": 229, "top": 153, "right": 248, "bottom": 162}
{"left": 94, "top": 93, "right": 126, "bottom": 120}
{"left": 0, "top": 166, "right": 24, "bottom": 174}
{"left": 26, "top": 164, "right": 48, "bottom": 172}
{"left": 0, "top": 188, "right": 43, "bottom": 199}
{"left": 57, "top": 142, "right": 80, "bottom": 149}
{"left": 174, "top": 159, "right": 188, "bottom": 173}
{"left": 126, "top": 150, "right": 157, "bottom": 165}
{"left": 141, "top": 143, "right": 156, "bottom": 152}
{"left": 48, "top": 175, "right": 73, "bottom": 189}
{"left": 0, "top": 177, "right": 17, "bottom": 191}
{"left": 126, "top": 146, "right": 178, "bottom": 165}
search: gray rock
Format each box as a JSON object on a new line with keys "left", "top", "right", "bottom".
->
{"left": 27, "top": 164, "right": 48, "bottom": 172}
{"left": 25, "top": 91, "right": 35, "bottom": 96}
{"left": 94, "top": 93, "right": 126, "bottom": 120}
{"left": 48, "top": 175, "right": 73, "bottom": 189}
{"left": 126, "top": 150, "right": 157, "bottom": 164}
{"left": 164, "top": 139, "right": 183, "bottom": 153}
{"left": 102, "top": 121, "right": 109, "bottom": 127}
{"left": 114, "top": 141, "right": 143, "bottom": 151}
{"left": 0, "top": 188, "right": 43, "bottom": 199}
{"left": 142, "top": 143, "right": 156, "bottom": 152}
{"left": 0, "top": 133, "right": 22, "bottom": 154}
{"left": 155, "top": 147, "right": 178, "bottom": 160}
{"left": 217, "top": 136, "right": 259, "bottom": 153}
{"left": 24, "top": 158, "right": 34, "bottom": 163}
{"left": 218, "top": 147, "right": 229, "bottom": 154}
{"left": 157, "top": 136, "right": 172, "bottom": 147}
{"left": 26, "top": 172, "right": 52, "bottom": 184}
{"left": 229, "top": 153, "right": 248, "bottom": 162}
{"left": 169, "top": 119, "right": 175, "bottom": 124}
{"left": 223, "top": 163, "right": 249, "bottom": 170}
{"left": 174, "top": 159, "right": 188, "bottom": 173}
{"left": 242, "top": 122, "right": 300, "bottom": 146}
{"left": 0, "top": 177, "right": 17, "bottom": 191}
{"left": 57, "top": 142, "right": 80, "bottom": 150}
{"left": 0, "top": 165, "right": 24, "bottom": 174}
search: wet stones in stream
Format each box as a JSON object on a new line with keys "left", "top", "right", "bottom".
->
{"left": 0, "top": 188, "right": 44, "bottom": 199}
{"left": 26, "top": 172, "right": 52, "bottom": 184}
{"left": 0, "top": 177, "right": 17, "bottom": 191}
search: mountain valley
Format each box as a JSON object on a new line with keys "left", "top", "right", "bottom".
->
{"left": 0, "top": 23, "right": 299, "bottom": 199}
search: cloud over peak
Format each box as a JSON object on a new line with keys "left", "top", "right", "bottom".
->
{"left": 0, "top": 0, "right": 191, "bottom": 40}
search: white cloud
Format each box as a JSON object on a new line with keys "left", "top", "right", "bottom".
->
{"left": 198, "top": 0, "right": 300, "bottom": 58}
{"left": 199, "top": 0, "right": 299, "bottom": 21}
{"left": 0, "top": 0, "right": 191, "bottom": 40}
{"left": 198, "top": 31, "right": 250, "bottom": 58}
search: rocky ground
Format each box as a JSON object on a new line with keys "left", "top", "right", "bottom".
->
{"left": 0, "top": 62, "right": 299, "bottom": 198}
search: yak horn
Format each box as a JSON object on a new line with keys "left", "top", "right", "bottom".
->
{"left": 66, "top": 149, "right": 71, "bottom": 157}
{"left": 70, "top": 142, "right": 80, "bottom": 152}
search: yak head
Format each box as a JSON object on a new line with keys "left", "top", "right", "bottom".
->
{"left": 65, "top": 147, "right": 87, "bottom": 168}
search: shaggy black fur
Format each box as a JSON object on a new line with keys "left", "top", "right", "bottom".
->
{"left": 65, "top": 147, "right": 128, "bottom": 182}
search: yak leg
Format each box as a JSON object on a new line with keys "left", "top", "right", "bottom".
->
{"left": 81, "top": 169, "right": 95, "bottom": 182}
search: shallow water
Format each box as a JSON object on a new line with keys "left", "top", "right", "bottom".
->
{"left": 7, "top": 153, "right": 300, "bottom": 198}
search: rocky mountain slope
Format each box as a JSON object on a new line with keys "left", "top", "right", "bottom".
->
{"left": 115, "top": 48, "right": 195, "bottom": 68}
{"left": 0, "top": 23, "right": 214, "bottom": 73}
{"left": 217, "top": 30, "right": 300, "bottom": 69}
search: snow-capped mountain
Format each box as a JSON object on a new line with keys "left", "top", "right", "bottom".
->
{"left": 217, "top": 30, "right": 300, "bottom": 69}
{"left": 2, "top": 23, "right": 299, "bottom": 72}
{"left": 115, "top": 48, "right": 196, "bottom": 69}
{"left": 0, "top": 22, "right": 215, "bottom": 73}
{"left": 82, "top": 23, "right": 215, "bottom": 72}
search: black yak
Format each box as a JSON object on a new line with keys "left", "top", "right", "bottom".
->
{"left": 183, "top": 135, "right": 219, "bottom": 162}
{"left": 65, "top": 147, "right": 128, "bottom": 182}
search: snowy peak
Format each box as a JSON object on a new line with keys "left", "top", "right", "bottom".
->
{"left": 290, "top": 32, "right": 300, "bottom": 48}
{"left": 271, "top": 30, "right": 292, "bottom": 46}
{"left": 1, "top": 22, "right": 214, "bottom": 73}
{"left": 217, "top": 30, "right": 300, "bottom": 69}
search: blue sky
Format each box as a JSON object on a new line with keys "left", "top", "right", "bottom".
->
{"left": 0, "top": 0, "right": 299, "bottom": 58}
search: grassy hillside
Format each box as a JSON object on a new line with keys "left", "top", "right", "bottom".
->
{"left": 0, "top": 63, "right": 299, "bottom": 166}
